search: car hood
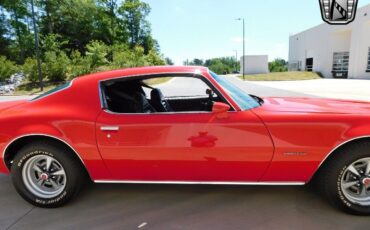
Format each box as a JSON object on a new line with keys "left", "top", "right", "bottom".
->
{"left": 0, "top": 100, "right": 28, "bottom": 113}
{"left": 259, "top": 97, "right": 370, "bottom": 114}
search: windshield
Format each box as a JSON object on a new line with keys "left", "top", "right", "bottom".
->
{"left": 210, "top": 71, "right": 260, "bottom": 110}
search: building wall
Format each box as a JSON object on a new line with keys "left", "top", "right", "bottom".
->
{"left": 240, "top": 55, "right": 269, "bottom": 74}
{"left": 289, "top": 4, "right": 370, "bottom": 79}
{"left": 348, "top": 13, "right": 370, "bottom": 79}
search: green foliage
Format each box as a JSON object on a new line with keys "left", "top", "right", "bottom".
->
{"left": 0, "top": 0, "right": 166, "bottom": 84}
{"left": 165, "top": 57, "right": 174, "bottom": 65}
{"left": 190, "top": 59, "right": 204, "bottom": 66}
{"left": 187, "top": 57, "right": 239, "bottom": 74}
{"left": 118, "top": 0, "right": 151, "bottom": 51}
{"left": 145, "top": 50, "right": 165, "bottom": 66}
{"left": 69, "top": 50, "right": 92, "bottom": 78}
{"left": 111, "top": 44, "right": 164, "bottom": 68}
{"left": 44, "top": 51, "right": 70, "bottom": 82}
{"left": 269, "top": 58, "right": 288, "bottom": 72}
{"left": 41, "top": 34, "right": 68, "bottom": 53}
{"left": 22, "top": 57, "right": 41, "bottom": 83}
{"left": 208, "top": 60, "right": 232, "bottom": 75}
{"left": 0, "top": 56, "right": 18, "bottom": 81}
{"left": 86, "top": 40, "right": 109, "bottom": 68}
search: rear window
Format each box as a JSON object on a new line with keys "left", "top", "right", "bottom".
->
{"left": 31, "top": 82, "right": 71, "bottom": 101}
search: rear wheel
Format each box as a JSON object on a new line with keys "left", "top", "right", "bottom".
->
{"left": 320, "top": 141, "right": 370, "bottom": 215}
{"left": 11, "top": 142, "right": 84, "bottom": 208}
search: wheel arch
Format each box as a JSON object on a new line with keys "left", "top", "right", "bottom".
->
{"left": 3, "top": 134, "right": 91, "bottom": 180}
{"left": 310, "top": 136, "right": 370, "bottom": 182}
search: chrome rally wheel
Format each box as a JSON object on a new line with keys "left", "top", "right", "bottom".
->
{"left": 11, "top": 142, "right": 85, "bottom": 208}
{"left": 340, "top": 157, "right": 370, "bottom": 206}
{"left": 22, "top": 155, "right": 67, "bottom": 199}
{"left": 319, "top": 141, "right": 370, "bottom": 215}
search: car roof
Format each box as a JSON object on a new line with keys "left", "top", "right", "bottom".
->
{"left": 73, "top": 66, "right": 210, "bottom": 85}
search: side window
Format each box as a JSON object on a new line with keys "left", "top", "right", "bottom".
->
{"left": 143, "top": 76, "right": 212, "bottom": 98}
{"left": 102, "top": 75, "right": 228, "bottom": 114}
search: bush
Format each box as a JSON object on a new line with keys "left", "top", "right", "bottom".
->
{"left": 44, "top": 51, "right": 70, "bottom": 82}
{"left": 69, "top": 50, "right": 93, "bottom": 79}
{"left": 111, "top": 45, "right": 148, "bottom": 68}
{"left": 145, "top": 50, "right": 165, "bottom": 66}
{"left": 269, "top": 58, "right": 288, "bottom": 72}
{"left": 86, "top": 40, "right": 109, "bottom": 68}
{"left": 22, "top": 57, "right": 42, "bottom": 83}
{"left": 0, "top": 56, "right": 18, "bottom": 81}
{"left": 208, "top": 60, "right": 232, "bottom": 74}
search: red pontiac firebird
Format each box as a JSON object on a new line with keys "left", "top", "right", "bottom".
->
{"left": 1, "top": 66, "right": 370, "bottom": 214}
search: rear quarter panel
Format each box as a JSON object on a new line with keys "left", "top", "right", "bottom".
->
{"left": 0, "top": 78, "right": 110, "bottom": 179}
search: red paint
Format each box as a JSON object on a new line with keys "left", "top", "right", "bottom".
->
{"left": 0, "top": 66, "right": 369, "bottom": 183}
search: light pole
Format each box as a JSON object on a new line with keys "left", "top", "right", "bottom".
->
{"left": 233, "top": 50, "right": 238, "bottom": 73}
{"left": 236, "top": 18, "right": 245, "bottom": 80}
{"left": 30, "top": 0, "right": 43, "bottom": 91}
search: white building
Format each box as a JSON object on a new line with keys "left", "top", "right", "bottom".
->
{"left": 240, "top": 55, "right": 269, "bottom": 74}
{"left": 289, "top": 4, "right": 370, "bottom": 79}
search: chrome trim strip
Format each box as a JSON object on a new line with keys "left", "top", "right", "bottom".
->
{"left": 30, "top": 79, "right": 75, "bottom": 102}
{"left": 102, "top": 109, "right": 237, "bottom": 116}
{"left": 2, "top": 134, "right": 88, "bottom": 173}
{"left": 94, "top": 180, "right": 305, "bottom": 185}
{"left": 312, "top": 135, "right": 370, "bottom": 177}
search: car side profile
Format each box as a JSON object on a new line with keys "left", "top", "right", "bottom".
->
{"left": 1, "top": 66, "right": 370, "bottom": 214}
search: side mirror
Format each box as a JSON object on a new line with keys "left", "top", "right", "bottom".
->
{"left": 212, "top": 102, "right": 230, "bottom": 114}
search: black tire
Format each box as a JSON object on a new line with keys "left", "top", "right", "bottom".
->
{"left": 319, "top": 141, "right": 370, "bottom": 215}
{"left": 11, "top": 141, "right": 85, "bottom": 208}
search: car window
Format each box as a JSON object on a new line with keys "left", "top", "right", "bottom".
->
{"left": 102, "top": 75, "right": 230, "bottom": 114}
{"left": 143, "top": 76, "right": 211, "bottom": 98}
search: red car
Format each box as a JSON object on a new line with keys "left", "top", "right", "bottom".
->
{"left": 1, "top": 66, "right": 370, "bottom": 214}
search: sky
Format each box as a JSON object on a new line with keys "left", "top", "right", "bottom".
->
{"left": 144, "top": 0, "right": 370, "bottom": 65}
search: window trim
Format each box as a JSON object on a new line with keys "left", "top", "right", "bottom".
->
{"left": 98, "top": 72, "right": 237, "bottom": 115}
{"left": 30, "top": 80, "right": 73, "bottom": 102}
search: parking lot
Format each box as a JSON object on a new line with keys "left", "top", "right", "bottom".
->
{"left": 1, "top": 77, "right": 370, "bottom": 229}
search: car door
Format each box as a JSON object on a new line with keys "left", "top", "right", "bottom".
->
{"left": 95, "top": 75, "right": 274, "bottom": 182}
{"left": 96, "top": 110, "right": 273, "bottom": 182}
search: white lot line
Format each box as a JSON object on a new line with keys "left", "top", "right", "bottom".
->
{"left": 247, "top": 79, "right": 370, "bottom": 102}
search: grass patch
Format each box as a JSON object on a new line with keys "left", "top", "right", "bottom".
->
{"left": 14, "top": 81, "right": 66, "bottom": 96}
{"left": 239, "top": 71, "right": 322, "bottom": 81}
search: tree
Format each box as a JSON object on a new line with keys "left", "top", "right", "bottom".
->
{"left": 165, "top": 57, "right": 174, "bottom": 65}
{"left": 269, "top": 58, "right": 288, "bottom": 72}
{"left": 2, "top": 0, "right": 34, "bottom": 63}
{"left": 0, "top": 0, "right": 165, "bottom": 82}
{"left": 186, "top": 57, "right": 238, "bottom": 74}
{"left": 0, "top": 7, "right": 11, "bottom": 56}
{"left": 118, "top": 0, "right": 153, "bottom": 53}
{"left": 0, "top": 56, "right": 18, "bottom": 80}
{"left": 86, "top": 40, "right": 109, "bottom": 68}
{"left": 189, "top": 58, "right": 204, "bottom": 66}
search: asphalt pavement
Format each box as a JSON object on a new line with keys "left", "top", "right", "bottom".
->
{"left": 1, "top": 77, "right": 370, "bottom": 229}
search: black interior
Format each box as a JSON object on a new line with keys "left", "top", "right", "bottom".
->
{"left": 102, "top": 77, "right": 228, "bottom": 114}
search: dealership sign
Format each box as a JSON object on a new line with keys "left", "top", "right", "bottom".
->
{"left": 319, "top": 0, "right": 358, "bottom": 25}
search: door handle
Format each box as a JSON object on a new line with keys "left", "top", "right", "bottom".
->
{"left": 101, "top": 126, "right": 120, "bottom": 131}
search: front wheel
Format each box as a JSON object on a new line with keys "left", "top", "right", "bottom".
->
{"left": 320, "top": 141, "right": 370, "bottom": 215}
{"left": 11, "top": 142, "right": 84, "bottom": 208}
